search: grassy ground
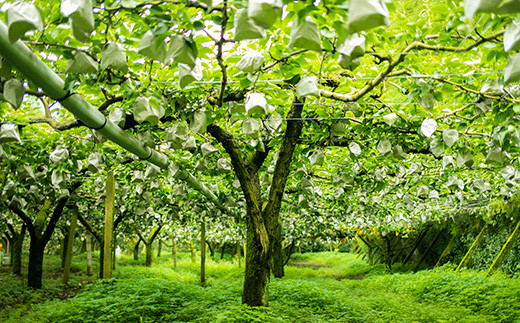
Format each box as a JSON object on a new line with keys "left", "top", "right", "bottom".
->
{"left": 1, "top": 251, "right": 519, "bottom": 322}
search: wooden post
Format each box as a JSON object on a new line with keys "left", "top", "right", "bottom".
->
{"left": 103, "top": 170, "right": 115, "bottom": 279}
{"left": 62, "top": 206, "right": 78, "bottom": 284}
{"left": 486, "top": 219, "right": 520, "bottom": 276}
{"left": 190, "top": 240, "right": 196, "bottom": 263}
{"left": 456, "top": 224, "right": 488, "bottom": 272}
{"left": 173, "top": 239, "right": 177, "bottom": 268}
{"left": 435, "top": 230, "right": 461, "bottom": 268}
{"left": 403, "top": 226, "right": 430, "bottom": 265}
{"left": 237, "top": 242, "right": 241, "bottom": 268}
{"left": 200, "top": 219, "right": 206, "bottom": 286}
{"left": 86, "top": 233, "right": 92, "bottom": 276}
{"left": 413, "top": 227, "right": 443, "bottom": 272}
{"left": 220, "top": 243, "right": 226, "bottom": 260}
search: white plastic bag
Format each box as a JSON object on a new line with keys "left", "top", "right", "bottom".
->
{"left": 289, "top": 17, "right": 322, "bottom": 52}
{"left": 65, "top": 51, "right": 98, "bottom": 74}
{"left": 347, "top": 0, "right": 389, "bottom": 33}
{"left": 234, "top": 8, "right": 265, "bottom": 41}
{"left": 100, "top": 42, "right": 128, "bottom": 72}
{"left": 61, "top": 0, "right": 95, "bottom": 42}
{"left": 245, "top": 92, "right": 268, "bottom": 115}
{"left": 295, "top": 75, "right": 319, "bottom": 99}
{"left": 7, "top": 2, "right": 43, "bottom": 42}
{"left": 236, "top": 50, "right": 265, "bottom": 73}
{"left": 169, "top": 36, "right": 198, "bottom": 68}
{"left": 138, "top": 30, "right": 168, "bottom": 62}
{"left": 0, "top": 124, "right": 21, "bottom": 143}
{"left": 179, "top": 62, "right": 203, "bottom": 89}
{"left": 248, "top": 0, "right": 283, "bottom": 29}
{"left": 133, "top": 96, "right": 165, "bottom": 125}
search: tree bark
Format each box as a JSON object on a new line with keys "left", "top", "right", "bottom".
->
{"left": 157, "top": 239, "right": 162, "bottom": 258}
{"left": 208, "top": 97, "right": 304, "bottom": 306}
{"left": 9, "top": 182, "right": 80, "bottom": 289}
{"left": 220, "top": 243, "right": 226, "bottom": 260}
{"left": 133, "top": 238, "right": 140, "bottom": 261}
{"left": 27, "top": 239, "right": 44, "bottom": 289}
{"left": 135, "top": 225, "right": 162, "bottom": 267}
{"left": 207, "top": 241, "right": 215, "bottom": 259}
{"left": 8, "top": 223, "right": 26, "bottom": 276}
{"left": 271, "top": 217, "right": 284, "bottom": 278}
{"left": 145, "top": 243, "right": 153, "bottom": 267}
{"left": 190, "top": 240, "right": 197, "bottom": 263}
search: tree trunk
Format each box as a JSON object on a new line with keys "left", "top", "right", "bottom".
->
{"left": 201, "top": 219, "right": 206, "bottom": 286}
{"left": 133, "top": 239, "right": 140, "bottom": 261}
{"left": 60, "top": 234, "right": 68, "bottom": 269}
{"left": 157, "top": 240, "right": 162, "bottom": 258}
{"left": 190, "top": 240, "right": 197, "bottom": 263}
{"left": 145, "top": 243, "right": 153, "bottom": 267}
{"left": 62, "top": 208, "right": 78, "bottom": 284}
{"left": 173, "top": 239, "right": 177, "bottom": 268}
{"left": 86, "top": 233, "right": 93, "bottom": 276}
{"left": 220, "top": 243, "right": 226, "bottom": 260}
{"left": 27, "top": 239, "right": 44, "bottom": 289}
{"left": 207, "top": 242, "right": 215, "bottom": 259}
{"left": 12, "top": 225, "right": 26, "bottom": 276}
{"left": 242, "top": 218, "right": 270, "bottom": 307}
{"left": 271, "top": 217, "right": 284, "bottom": 278}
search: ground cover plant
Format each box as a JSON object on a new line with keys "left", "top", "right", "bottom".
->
{"left": 2, "top": 251, "right": 519, "bottom": 322}
{"left": 2, "top": 0, "right": 520, "bottom": 317}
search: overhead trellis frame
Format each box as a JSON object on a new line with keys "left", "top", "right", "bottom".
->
{"left": 0, "top": 22, "right": 230, "bottom": 217}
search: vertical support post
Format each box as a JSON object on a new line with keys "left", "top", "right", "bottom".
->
{"left": 237, "top": 241, "right": 241, "bottom": 268}
{"left": 201, "top": 218, "right": 206, "bottom": 286}
{"left": 413, "top": 227, "right": 443, "bottom": 272}
{"left": 103, "top": 170, "right": 115, "bottom": 279}
{"left": 173, "top": 239, "right": 177, "bottom": 268}
{"left": 62, "top": 206, "right": 78, "bottom": 284}
{"left": 456, "top": 224, "right": 488, "bottom": 272}
{"left": 435, "top": 230, "right": 461, "bottom": 268}
{"left": 486, "top": 219, "right": 520, "bottom": 276}
{"left": 403, "top": 226, "right": 430, "bottom": 265}
{"left": 86, "top": 233, "right": 93, "bottom": 276}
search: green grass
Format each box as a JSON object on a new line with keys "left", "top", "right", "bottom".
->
{"left": 1, "top": 251, "right": 520, "bottom": 322}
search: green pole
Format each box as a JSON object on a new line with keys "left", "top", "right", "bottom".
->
{"left": 0, "top": 22, "right": 230, "bottom": 216}
{"left": 486, "top": 218, "right": 520, "bottom": 277}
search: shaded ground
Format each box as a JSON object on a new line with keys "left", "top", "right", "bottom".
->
{"left": 1, "top": 252, "right": 519, "bottom": 322}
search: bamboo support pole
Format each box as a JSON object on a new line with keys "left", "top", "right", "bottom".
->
{"left": 486, "top": 219, "right": 520, "bottom": 276}
{"left": 456, "top": 224, "right": 488, "bottom": 272}
{"left": 434, "top": 230, "right": 461, "bottom": 268}
{"left": 413, "top": 227, "right": 443, "bottom": 272}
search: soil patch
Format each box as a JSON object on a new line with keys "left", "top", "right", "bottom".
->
{"left": 289, "top": 259, "right": 331, "bottom": 270}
